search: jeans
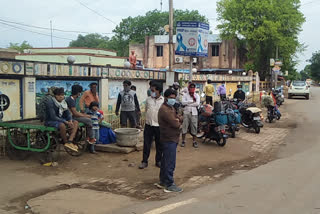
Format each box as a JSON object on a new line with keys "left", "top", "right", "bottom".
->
{"left": 90, "top": 128, "right": 99, "bottom": 152}
{"left": 74, "top": 117, "right": 93, "bottom": 139}
{"left": 159, "top": 142, "right": 177, "bottom": 187}
{"left": 142, "top": 125, "right": 161, "bottom": 164}
{"left": 206, "top": 96, "right": 213, "bottom": 105}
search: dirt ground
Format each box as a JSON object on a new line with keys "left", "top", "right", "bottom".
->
{"left": 0, "top": 102, "right": 296, "bottom": 213}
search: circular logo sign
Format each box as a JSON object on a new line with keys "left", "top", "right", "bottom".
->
{"left": 188, "top": 38, "right": 196, "bottom": 46}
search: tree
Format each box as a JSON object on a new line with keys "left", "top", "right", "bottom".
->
{"left": 309, "top": 51, "right": 320, "bottom": 82}
{"left": 9, "top": 41, "right": 32, "bottom": 53}
{"left": 300, "top": 65, "right": 311, "bottom": 81}
{"left": 217, "top": 0, "right": 305, "bottom": 79}
{"left": 112, "top": 9, "right": 208, "bottom": 56}
{"left": 69, "top": 10, "right": 208, "bottom": 57}
{"left": 69, "top": 33, "right": 111, "bottom": 49}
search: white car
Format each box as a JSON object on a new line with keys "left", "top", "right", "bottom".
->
{"left": 288, "top": 81, "right": 310, "bottom": 100}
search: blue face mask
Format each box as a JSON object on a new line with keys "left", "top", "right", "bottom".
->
{"left": 238, "top": 88, "right": 242, "bottom": 91}
{"left": 167, "top": 98, "right": 176, "bottom": 106}
{"left": 151, "top": 92, "right": 157, "bottom": 98}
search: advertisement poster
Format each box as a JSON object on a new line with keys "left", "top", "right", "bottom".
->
{"left": 36, "top": 80, "right": 98, "bottom": 113}
{"left": 0, "top": 79, "right": 21, "bottom": 121}
{"left": 175, "top": 21, "right": 209, "bottom": 57}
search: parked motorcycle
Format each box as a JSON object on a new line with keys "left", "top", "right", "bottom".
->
{"left": 267, "top": 105, "right": 281, "bottom": 123}
{"left": 272, "top": 88, "right": 285, "bottom": 106}
{"left": 197, "top": 105, "right": 228, "bottom": 147}
{"left": 234, "top": 99, "right": 264, "bottom": 134}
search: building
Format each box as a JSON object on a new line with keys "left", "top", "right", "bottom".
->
{"left": 15, "top": 47, "right": 127, "bottom": 67}
{"left": 129, "top": 34, "right": 246, "bottom": 73}
{"left": 0, "top": 48, "right": 19, "bottom": 59}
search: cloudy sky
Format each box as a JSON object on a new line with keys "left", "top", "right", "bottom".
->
{"left": 0, "top": 0, "right": 319, "bottom": 71}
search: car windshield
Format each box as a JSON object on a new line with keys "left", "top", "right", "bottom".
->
{"left": 293, "top": 81, "right": 306, "bottom": 86}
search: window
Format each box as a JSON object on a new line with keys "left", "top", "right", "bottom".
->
{"left": 212, "top": 45, "right": 220, "bottom": 57}
{"left": 156, "top": 46, "right": 163, "bottom": 57}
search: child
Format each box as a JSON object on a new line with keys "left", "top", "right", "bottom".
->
{"left": 87, "top": 101, "right": 103, "bottom": 154}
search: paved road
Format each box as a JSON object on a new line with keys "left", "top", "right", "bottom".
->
{"left": 114, "top": 87, "right": 320, "bottom": 214}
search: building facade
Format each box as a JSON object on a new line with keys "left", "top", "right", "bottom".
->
{"left": 130, "top": 35, "right": 246, "bottom": 72}
{"left": 15, "top": 47, "right": 127, "bottom": 67}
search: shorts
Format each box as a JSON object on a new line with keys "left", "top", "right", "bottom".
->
{"left": 45, "top": 121, "right": 63, "bottom": 129}
{"left": 120, "top": 111, "right": 136, "bottom": 127}
{"left": 182, "top": 112, "right": 198, "bottom": 136}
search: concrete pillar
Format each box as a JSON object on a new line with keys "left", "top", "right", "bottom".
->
{"left": 166, "top": 71, "right": 175, "bottom": 87}
{"left": 22, "top": 77, "right": 36, "bottom": 119}
{"left": 99, "top": 78, "right": 109, "bottom": 114}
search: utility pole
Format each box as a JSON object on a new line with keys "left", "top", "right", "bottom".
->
{"left": 168, "top": 0, "right": 173, "bottom": 73}
{"left": 160, "top": 0, "right": 163, "bottom": 11}
{"left": 50, "top": 20, "right": 53, "bottom": 48}
{"left": 275, "top": 45, "right": 279, "bottom": 89}
{"left": 189, "top": 56, "right": 193, "bottom": 81}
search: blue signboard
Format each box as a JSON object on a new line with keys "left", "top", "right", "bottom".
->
{"left": 175, "top": 21, "right": 209, "bottom": 57}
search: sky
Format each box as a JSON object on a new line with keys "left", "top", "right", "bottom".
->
{"left": 0, "top": 0, "right": 319, "bottom": 71}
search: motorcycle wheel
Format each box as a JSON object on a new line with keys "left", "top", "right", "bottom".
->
{"left": 268, "top": 116, "right": 273, "bottom": 123}
{"left": 253, "top": 123, "right": 261, "bottom": 134}
{"left": 276, "top": 115, "right": 281, "bottom": 120}
{"left": 230, "top": 126, "right": 236, "bottom": 138}
{"left": 216, "top": 137, "right": 227, "bottom": 147}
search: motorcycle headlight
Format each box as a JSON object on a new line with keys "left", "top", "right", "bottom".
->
{"left": 281, "top": 95, "right": 284, "bottom": 98}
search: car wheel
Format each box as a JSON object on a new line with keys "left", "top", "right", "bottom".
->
{"left": 306, "top": 94, "right": 309, "bottom": 100}
{"left": 288, "top": 94, "right": 292, "bottom": 99}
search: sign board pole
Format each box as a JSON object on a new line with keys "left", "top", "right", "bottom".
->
{"left": 189, "top": 56, "right": 193, "bottom": 81}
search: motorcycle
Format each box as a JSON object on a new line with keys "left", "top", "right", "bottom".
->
{"left": 234, "top": 98, "right": 264, "bottom": 134}
{"left": 222, "top": 100, "right": 241, "bottom": 138}
{"left": 197, "top": 105, "right": 228, "bottom": 147}
{"left": 272, "top": 88, "right": 285, "bottom": 106}
{"left": 267, "top": 105, "right": 281, "bottom": 123}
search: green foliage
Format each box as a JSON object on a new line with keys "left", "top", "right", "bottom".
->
{"left": 69, "top": 9, "right": 208, "bottom": 57}
{"left": 9, "top": 41, "right": 32, "bottom": 52}
{"left": 309, "top": 51, "right": 320, "bottom": 82}
{"left": 300, "top": 65, "right": 310, "bottom": 81}
{"left": 217, "top": 0, "right": 305, "bottom": 78}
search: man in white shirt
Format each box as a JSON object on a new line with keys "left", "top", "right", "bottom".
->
{"left": 139, "top": 82, "right": 165, "bottom": 169}
{"left": 181, "top": 83, "right": 200, "bottom": 148}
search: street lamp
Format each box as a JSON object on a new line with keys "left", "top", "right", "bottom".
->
{"left": 124, "top": 61, "right": 131, "bottom": 68}
{"left": 192, "top": 68, "right": 197, "bottom": 73}
{"left": 67, "top": 55, "right": 76, "bottom": 64}
{"left": 242, "top": 72, "right": 246, "bottom": 76}
{"left": 228, "top": 70, "right": 233, "bottom": 75}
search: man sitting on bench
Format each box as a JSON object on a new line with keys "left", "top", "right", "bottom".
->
{"left": 45, "top": 87, "right": 79, "bottom": 152}
{"left": 66, "top": 85, "right": 96, "bottom": 144}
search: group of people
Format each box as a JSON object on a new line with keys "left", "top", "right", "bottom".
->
{"left": 42, "top": 83, "right": 102, "bottom": 153}
{"left": 132, "top": 80, "right": 248, "bottom": 193}
{"left": 41, "top": 79, "right": 248, "bottom": 193}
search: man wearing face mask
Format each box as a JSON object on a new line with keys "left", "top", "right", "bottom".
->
{"left": 115, "top": 80, "right": 141, "bottom": 128}
{"left": 157, "top": 88, "right": 183, "bottom": 193}
{"left": 217, "top": 83, "right": 227, "bottom": 101}
{"left": 139, "top": 82, "right": 164, "bottom": 169}
{"left": 181, "top": 83, "right": 200, "bottom": 148}
{"left": 233, "top": 84, "right": 246, "bottom": 101}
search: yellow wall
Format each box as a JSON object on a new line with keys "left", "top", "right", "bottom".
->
{"left": 29, "top": 48, "right": 117, "bottom": 56}
{"left": 16, "top": 55, "right": 126, "bottom": 67}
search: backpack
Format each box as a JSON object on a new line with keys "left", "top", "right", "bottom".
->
{"left": 37, "top": 95, "right": 52, "bottom": 122}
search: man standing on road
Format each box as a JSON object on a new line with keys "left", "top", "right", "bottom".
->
{"left": 79, "top": 83, "right": 99, "bottom": 113}
{"left": 181, "top": 83, "right": 200, "bottom": 148}
{"left": 115, "top": 80, "right": 141, "bottom": 128}
{"left": 218, "top": 83, "right": 227, "bottom": 101}
{"left": 157, "top": 88, "right": 183, "bottom": 193}
{"left": 204, "top": 79, "right": 214, "bottom": 105}
{"left": 66, "top": 85, "right": 96, "bottom": 145}
{"left": 139, "top": 82, "right": 164, "bottom": 169}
